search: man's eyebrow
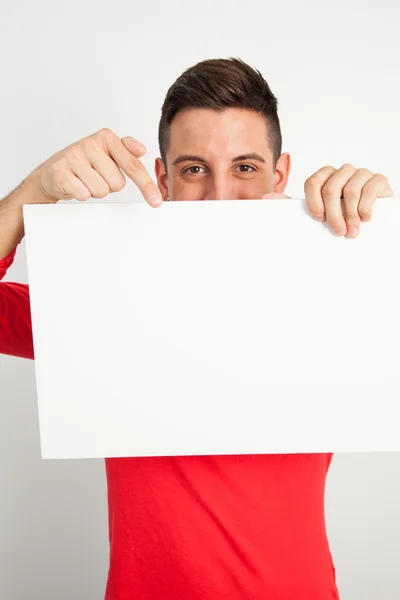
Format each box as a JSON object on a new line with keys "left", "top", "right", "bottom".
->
{"left": 171, "top": 152, "right": 266, "bottom": 166}
{"left": 172, "top": 155, "right": 207, "bottom": 166}
{"left": 232, "top": 153, "right": 266, "bottom": 163}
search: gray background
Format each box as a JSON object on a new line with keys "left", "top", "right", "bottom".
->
{"left": 1, "top": 0, "right": 400, "bottom": 598}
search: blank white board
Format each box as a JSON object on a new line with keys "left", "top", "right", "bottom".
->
{"left": 23, "top": 198, "right": 400, "bottom": 459}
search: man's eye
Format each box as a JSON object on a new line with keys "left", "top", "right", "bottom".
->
{"left": 236, "top": 164, "right": 255, "bottom": 173}
{"left": 183, "top": 165, "right": 206, "bottom": 175}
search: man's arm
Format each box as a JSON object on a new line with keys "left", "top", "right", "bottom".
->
{"left": 0, "top": 127, "right": 162, "bottom": 359}
{"left": 0, "top": 169, "right": 52, "bottom": 261}
{"left": 0, "top": 250, "right": 34, "bottom": 360}
{"left": 0, "top": 128, "right": 162, "bottom": 262}
{"left": 0, "top": 174, "right": 47, "bottom": 359}
{"left": 0, "top": 169, "right": 57, "bottom": 360}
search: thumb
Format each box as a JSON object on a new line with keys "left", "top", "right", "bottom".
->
{"left": 380, "top": 185, "right": 394, "bottom": 198}
{"left": 121, "top": 136, "right": 147, "bottom": 158}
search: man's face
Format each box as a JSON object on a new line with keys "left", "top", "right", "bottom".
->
{"left": 155, "top": 107, "right": 290, "bottom": 201}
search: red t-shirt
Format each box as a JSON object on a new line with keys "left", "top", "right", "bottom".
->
{"left": 0, "top": 248, "right": 339, "bottom": 600}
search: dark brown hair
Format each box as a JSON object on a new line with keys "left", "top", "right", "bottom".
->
{"left": 158, "top": 57, "right": 282, "bottom": 170}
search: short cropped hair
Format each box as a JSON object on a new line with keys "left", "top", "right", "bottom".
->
{"left": 158, "top": 57, "right": 282, "bottom": 170}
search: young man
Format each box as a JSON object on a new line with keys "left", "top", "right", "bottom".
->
{"left": 0, "top": 58, "right": 393, "bottom": 599}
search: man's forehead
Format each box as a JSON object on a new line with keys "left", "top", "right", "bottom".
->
{"left": 168, "top": 108, "right": 270, "bottom": 158}
{"left": 170, "top": 107, "right": 267, "bottom": 133}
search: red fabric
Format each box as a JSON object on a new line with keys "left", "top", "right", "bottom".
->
{"left": 0, "top": 248, "right": 34, "bottom": 359}
{"left": 1, "top": 249, "right": 339, "bottom": 600}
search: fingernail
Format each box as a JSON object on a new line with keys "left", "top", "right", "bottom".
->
{"left": 332, "top": 227, "right": 345, "bottom": 236}
{"left": 150, "top": 194, "right": 163, "bottom": 207}
{"left": 313, "top": 213, "right": 325, "bottom": 222}
{"left": 126, "top": 137, "right": 147, "bottom": 151}
{"left": 346, "top": 226, "right": 359, "bottom": 238}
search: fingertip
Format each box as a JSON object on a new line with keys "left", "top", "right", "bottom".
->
{"left": 346, "top": 225, "right": 359, "bottom": 239}
{"left": 149, "top": 193, "right": 163, "bottom": 207}
{"left": 332, "top": 227, "right": 347, "bottom": 237}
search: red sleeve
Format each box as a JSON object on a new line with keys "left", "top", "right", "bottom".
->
{"left": 326, "top": 453, "right": 334, "bottom": 470}
{"left": 0, "top": 249, "right": 34, "bottom": 360}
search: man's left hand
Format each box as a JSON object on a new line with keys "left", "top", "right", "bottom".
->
{"left": 304, "top": 164, "right": 393, "bottom": 238}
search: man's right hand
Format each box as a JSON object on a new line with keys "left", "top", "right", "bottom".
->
{"left": 0, "top": 128, "right": 163, "bottom": 261}
{"left": 35, "top": 128, "right": 163, "bottom": 207}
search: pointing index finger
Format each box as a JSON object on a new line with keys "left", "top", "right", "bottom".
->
{"left": 105, "top": 132, "right": 163, "bottom": 207}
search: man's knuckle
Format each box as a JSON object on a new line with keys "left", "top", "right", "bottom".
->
{"left": 321, "top": 183, "right": 335, "bottom": 198}
{"left": 359, "top": 209, "right": 372, "bottom": 221}
{"left": 304, "top": 175, "right": 318, "bottom": 188}
{"left": 128, "top": 158, "right": 144, "bottom": 173}
{"left": 341, "top": 163, "right": 355, "bottom": 171}
{"left": 374, "top": 173, "right": 387, "bottom": 184}
{"left": 94, "top": 128, "right": 116, "bottom": 146}
{"left": 50, "top": 160, "right": 68, "bottom": 181}
{"left": 83, "top": 136, "right": 101, "bottom": 153}
{"left": 343, "top": 184, "right": 360, "bottom": 202}
{"left": 66, "top": 147, "right": 83, "bottom": 166}
{"left": 99, "top": 127, "right": 114, "bottom": 137}
{"left": 111, "top": 177, "right": 126, "bottom": 192}
{"left": 49, "top": 159, "right": 64, "bottom": 173}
